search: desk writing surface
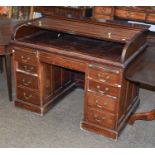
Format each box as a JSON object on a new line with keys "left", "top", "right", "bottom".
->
{"left": 126, "top": 46, "right": 155, "bottom": 89}
{"left": 17, "top": 30, "right": 124, "bottom": 63}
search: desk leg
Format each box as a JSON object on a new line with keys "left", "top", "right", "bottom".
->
{"left": 5, "top": 53, "right": 12, "bottom": 101}
{"left": 128, "top": 108, "right": 155, "bottom": 125}
{"left": 0, "top": 57, "right": 3, "bottom": 73}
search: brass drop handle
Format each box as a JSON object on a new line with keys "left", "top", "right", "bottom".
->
{"left": 96, "top": 100, "right": 108, "bottom": 108}
{"left": 97, "top": 73, "right": 110, "bottom": 82}
{"left": 23, "top": 65, "right": 34, "bottom": 72}
{"left": 103, "top": 102, "right": 108, "bottom": 106}
{"left": 38, "top": 21, "right": 42, "bottom": 26}
{"left": 96, "top": 85, "right": 101, "bottom": 91}
{"left": 21, "top": 56, "right": 30, "bottom": 63}
{"left": 96, "top": 100, "right": 102, "bottom": 108}
{"left": 12, "top": 49, "right": 15, "bottom": 53}
{"left": 22, "top": 79, "right": 32, "bottom": 86}
{"left": 96, "top": 85, "right": 109, "bottom": 94}
{"left": 104, "top": 88, "right": 109, "bottom": 93}
{"left": 23, "top": 93, "right": 32, "bottom": 100}
{"left": 93, "top": 113, "right": 105, "bottom": 123}
{"left": 108, "top": 32, "right": 111, "bottom": 39}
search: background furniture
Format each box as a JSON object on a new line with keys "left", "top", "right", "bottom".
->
{"left": 0, "top": 18, "right": 18, "bottom": 101}
{"left": 0, "top": 6, "right": 33, "bottom": 101}
{"left": 33, "top": 6, "right": 92, "bottom": 19}
{"left": 93, "top": 6, "right": 155, "bottom": 124}
{"left": 93, "top": 6, "right": 155, "bottom": 24}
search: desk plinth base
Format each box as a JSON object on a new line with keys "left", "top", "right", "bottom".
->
{"left": 81, "top": 122, "right": 118, "bottom": 139}
{"left": 15, "top": 101, "right": 52, "bottom": 116}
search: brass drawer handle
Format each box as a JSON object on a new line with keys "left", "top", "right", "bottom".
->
{"left": 96, "top": 85, "right": 109, "bottom": 94}
{"left": 12, "top": 49, "right": 15, "bottom": 53}
{"left": 96, "top": 85, "right": 101, "bottom": 90}
{"left": 96, "top": 100, "right": 102, "bottom": 108}
{"left": 38, "top": 21, "right": 42, "bottom": 26}
{"left": 23, "top": 92, "right": 32, "bottom": 100}
{"left": 97, "top": 73, "right": 110, "bottom": 82}
{"left": 22, "top": 79, "right": 32, "bottom": 86}
{"left": 93, "top": 113, "right": 105, "bottom": 123}
{"left": 96, "top": 100, "right": 108, "bottom": 108}
{"left": 23, "top": 65, "right": 34, "bottom": 72}
{"left": 108, "top": 32, "right": 111, "bottom": 39}
{"left": 21, "top": 56, "right": 30, "bottom": 63}
{"left": 104, "top": 102, "right": 108, "bottom": 106}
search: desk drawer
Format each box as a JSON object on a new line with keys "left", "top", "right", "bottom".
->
{"left": 147, "top": 13, "right": 155, "bottom": 23}
{"left": 94, "top": 7, "right": 113, "bottom": 15}
{"left": 87, "top": 91, "right": 116, "bottom": 113}
{"left": 14, "top": 50, "right": 38, "bottom": 65}
{"left": 17, "top": 87, "right": 40, "bottom": 105}
{"left": 85, "top": 107, "right": 115, "bottom": 129}
{"left": 17, "top": 63, "right": 38, "bottom": 74}
{"left": 40, "top": 52, "right": 86, "bottom": 72}
{"left": 16, "top": 72, "right": 39, "bottom": 90}
{"left": 115, "top": 9, "right": 146, "bottom": 21}
{"left": 88, "top": 80, "right": 120, "bottom": 98}
{"left": 88, "top": 65, "right": 121, "bottom": 86}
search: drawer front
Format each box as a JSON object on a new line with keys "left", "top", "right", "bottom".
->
{"left": 17, "top": 87, "right": 40, "bottom": 105}
{"left": 40, "top": 52, "right": 86, "bottom": 72}
{"left": 115, "top": 9, "right": 146, "bottom": 20}
{"left": 147, "top": 13, "right": 155, "bottom": 23}
{"left": 16, "top": 72, "right": 39, "bottom": 90}
{"left": 88, "top": 67, "right": 121, "bottom": 86}
{"left": 85, "top": 108, "right": 115, "bottom": 129}
{"left": 88, "top": 80, "right": 120, "bottom": 98}
{"left": 14, "top": 50, "right": 38, "bottom": 65}
{"left": 17, "top": 63, "right": 38, "bottom": 74}
{"left": 87, "top": 91, "right": 116, "bottom": 113}
{"left": 94, "top": 7, "right": 113, "bottom": 15}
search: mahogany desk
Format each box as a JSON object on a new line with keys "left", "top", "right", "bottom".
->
{"left": 10, "top": 16, "right": 149, "bottom": 139}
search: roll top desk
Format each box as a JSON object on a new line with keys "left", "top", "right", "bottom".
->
{"left": 10, "top": 16, "right": 149, "bottom": 139}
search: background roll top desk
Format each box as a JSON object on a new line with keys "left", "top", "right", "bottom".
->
{"left": 10, "top": 16, "right": 149, "bottom": 139}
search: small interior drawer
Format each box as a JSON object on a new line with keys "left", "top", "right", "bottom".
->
{"left": 147, "top": 13, "right": 155, "bottom": 23}
{"left": 94, "top": 7, "right": 113, "bottom": 15}
{"left": 115, "top": 9, "right": 146, "bottom": 20}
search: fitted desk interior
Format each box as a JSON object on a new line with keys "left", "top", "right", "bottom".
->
{"left": 10, "top": 16, "right": 149, "bottom": 139}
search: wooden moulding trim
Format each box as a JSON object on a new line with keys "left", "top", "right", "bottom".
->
{"left": 15, "top": 101, "right": 42, "bottom": 115}
{"left": 80, "top": 121, "right": 118, "bottom": 140}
